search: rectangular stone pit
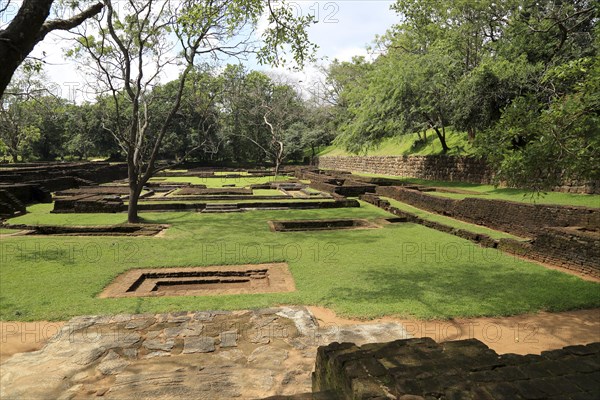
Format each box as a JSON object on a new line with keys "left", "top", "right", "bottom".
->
{"left": 268, "top": 219, "right": 379, "bottom": 232}
{"left": 99, "top": 263, "right": 295, "bottom": 298}
{"left": 5, "top": 224, "right": 166, "bottom": 237}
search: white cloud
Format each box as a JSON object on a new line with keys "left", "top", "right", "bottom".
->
{"left": 331, "top": 46, "right": 370, "bottom": 62}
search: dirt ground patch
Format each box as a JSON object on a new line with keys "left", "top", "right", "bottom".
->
{"left": 308, "top": 306, "right": 600, "bottom": 355}
{"left": 0, "top": 321, "right": 65, "bottom": 363}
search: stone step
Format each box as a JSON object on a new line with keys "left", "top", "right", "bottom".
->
{"left": 202, "top": 209, "right": 244, "bottom": 213}
{"left": 202, "top": 203, "right": 243, "bottom": 213}
{"left": 259, "top": 391, "right": 339, "bottom": 400}
{"left": 0, "top": 200, "right": 13, "bottom": 217}
{"left": 204, "top": 203, "right": 239, "bottom": 209}
{"left": 0, "top": 190, "right": 26, "bottom": 216}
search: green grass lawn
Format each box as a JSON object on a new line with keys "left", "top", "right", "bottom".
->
{"left": 319, "top": 129, "right": 472, "bottom": 157}
{"left": 213, "top": 171, "right": 252, "bottom": 176}
{"left": 354, "top": 173, "right": 600, "bottom": 208}
{"left": 1, "top": 201, "right": 598, "bottom": 322}
{"left": 153, "top": 175, "right": 292, "bottom": 188}
{"left": 0, "top": 228, "right": 20, "bottom": 234}
{"left": 381, "top": 197, "right": 524, "bottom": 240}
{"left": 252, "top": 189, "right": 287, "bottom": 196}
{"left": 6, "top": 204, "right": 133, "bottom": 225}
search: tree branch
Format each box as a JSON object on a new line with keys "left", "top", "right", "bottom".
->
{"left": 0, "top": 1, "right": 12, "bottom": 16}
{"left": 38, "top": 2, "right": 104, "bottom": 41}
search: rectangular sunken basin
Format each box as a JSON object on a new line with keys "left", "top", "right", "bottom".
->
{"left": 99, "top": 263, "right": 295, "bottom": 298}
{"left": 268, "top": 218, "right": 378, "bottom": 232}
{"left": 8, "top": 224, "right": 166, "bottom": 237}
{"left": 375, "top": 217, "right": 409, "bottom": 225}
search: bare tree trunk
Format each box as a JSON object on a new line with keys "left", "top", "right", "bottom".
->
{"left": 0, "top": 0, "right": 53, "bottom": 95}
{"left": 433, "top": 126, "right": 450, "bottom": 153}
{"left": 127, "top": 185, "right": 142, "bottom": 223}
{"left": 127, "top": 180, "right": 144, "bottom": 224}
{"left": 274, "top": 140, "right": 284, "bottom": 180}
{"left": 467, "top": 127, "right": 476, "bottom": 142}
{"left": 0, "top": 0, "right": 103, "bottom": 97}
{"left": 126, "top": 154, "right": 142, "bottom": 223}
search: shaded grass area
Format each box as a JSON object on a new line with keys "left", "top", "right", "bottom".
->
{"left": 381, "top": 197, "right": 524, "bottom": 240}
{"left": 8, "top": 204, "right": 129, "bottom": 225}
{"left": 152, "top": 176, "right": 292, "bottom": 188}
{"left": 319, "top": 129, "right": 472, "bottom": 157}
{"left": 0, "top": 228, "right": 20, "bottom": 234}
{"left": 1, "top": 201, "right": 598, "bottom": 322}
{"left": 354, "top": 173, "right": 600, "bottom": 208}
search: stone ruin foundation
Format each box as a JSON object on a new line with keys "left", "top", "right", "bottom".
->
{"left": 268, "top": 219, "right": 380, "bottom": 232}
{"left": 99, "top": 263, "right": 296, "bottom": 298}
{"left": 2, "top": 224, "right": 166, "bottom": 237}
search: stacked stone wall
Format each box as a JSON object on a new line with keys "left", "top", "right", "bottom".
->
{"left": 318, "top": 155, "right": 600, "bottom": 194}
{"left": 361, "top": 192, "right": 600, "bottom": 278}
{"left": 313, "top": 338, "right": 600, "bottom": 399}
{"left": 318, "top": 155, "right": 492, "bottom": 184}
{"left": 375, "top": 186, "right": 599, "bottom": 237}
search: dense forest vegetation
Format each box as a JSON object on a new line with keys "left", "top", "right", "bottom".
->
{"left": 1, "top": 0, "right": 598, "bottom": 192}
{"left": 329, "top": 0, "right": 599, "bottom": 190}
{"left": 0, "top": 65, "right": 333, "bottom": 166}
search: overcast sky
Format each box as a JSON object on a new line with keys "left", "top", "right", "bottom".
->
{"left": 23, "top": 0, "right": 399, "bottom": 102}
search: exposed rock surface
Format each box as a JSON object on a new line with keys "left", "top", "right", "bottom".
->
{"left": 0, "top": 307, "right": 410, "bottom": 399}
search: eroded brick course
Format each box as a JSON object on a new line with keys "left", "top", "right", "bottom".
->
{"left": 313, "top": 339, "right": 600, "bottom": 400}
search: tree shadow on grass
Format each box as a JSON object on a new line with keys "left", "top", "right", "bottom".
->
{"left": 325, "top": 265, "right": 600, "bottom": 319}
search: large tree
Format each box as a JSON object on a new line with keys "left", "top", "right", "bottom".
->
{"left": 0, "top": 0, "right": 104, "bottom": 97}
{"left": 329, "top": 0, "right": 597, "bottom": 189}
{"left": 71, "top": 0, "right": 315, "bottom": 222}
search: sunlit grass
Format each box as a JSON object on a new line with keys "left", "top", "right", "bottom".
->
{"left": 381, "top": 197, "right": 525, "bottom": 240}
{"left": 151, "top": 175, "right": 292, "bottom": 188}
{"left": 319, "top": 129, "right": 472, "bottom": 157}
{"left": 1, "top": 201, "right": 598, "bottom": 322}
{"left": 354, "top": 173, "right": 600, "bottom": 208}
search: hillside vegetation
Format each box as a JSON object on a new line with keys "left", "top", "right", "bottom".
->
{"left": 319, "top": 130, "right": 473, "bottom": 157}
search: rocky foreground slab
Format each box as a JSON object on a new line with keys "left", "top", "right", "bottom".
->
{"left": 0, "top": 307, "right": 410, "bottom": 399}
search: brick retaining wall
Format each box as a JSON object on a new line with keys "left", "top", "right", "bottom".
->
{"left": 361, "top": 193, "right": 600, "bottom": 278}
{"left": 317, "top": 155, "right": 600, "bottom": 194}
{"left": 376, "top": 186, "right": 600, "bottom": 237}
{"left": 318, "top": 155, "right": 492, "bottom": 184}
{"left": 313, "top": 338, "right": 600, "bottom": 399}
